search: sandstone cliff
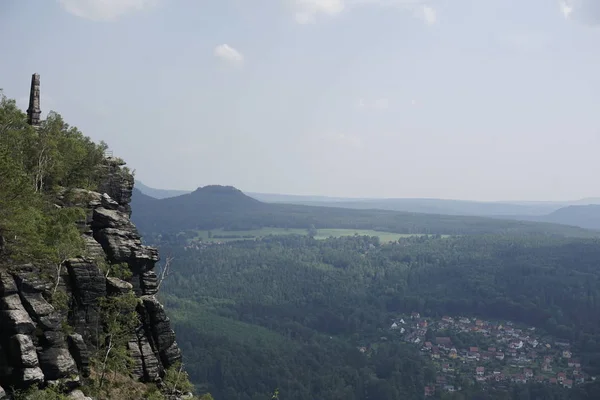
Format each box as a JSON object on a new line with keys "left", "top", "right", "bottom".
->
{"left": 0, "top": 157, "right": 184, "bottom": 399}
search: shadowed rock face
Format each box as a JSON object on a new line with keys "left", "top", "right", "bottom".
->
{"left": 0, "top": 158, "right": 183, "bottom": 392}
{"left": 26, "top": 73, "right": 41, "bottom": 126}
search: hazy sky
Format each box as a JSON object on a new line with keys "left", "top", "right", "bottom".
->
{"left": 1, "top": 0, "right": 599, "bottom": 201}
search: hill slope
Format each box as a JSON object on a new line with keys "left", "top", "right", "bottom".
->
{"left": 135, "top": 180, "right": 191, "bottom": 199}
{"left": 538, "top": 205, "right": 600, "bottom": 231}
{"left": 134, "top": 181, "right": 600, "bottom": 220}
{"left": 130, "top": 185, "right": 598, "bottom": 237}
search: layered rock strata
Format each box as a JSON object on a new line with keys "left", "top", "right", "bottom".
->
{"left": 0, "top": 157, "right": 182, "bottom": 394}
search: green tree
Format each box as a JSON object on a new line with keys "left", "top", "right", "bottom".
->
{"left": 96, "top": 292, "right": 139, "bottom": 389}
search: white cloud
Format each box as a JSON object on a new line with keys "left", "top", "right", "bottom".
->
{"left": 420, "top": 5, "right": 437, "bottom": 25}
{"left": 291, "top": 0, "right": 437, "bottom": 25}
{"left": 214, "top": 44, "right": 245, "bottom": 65}
{"left": 58, "top": 0, "right": 157, "bottom": 21}
{"left": 294, "top": 0, "right": 345, "bottom": 24}
{"left": 560, "top": 0, "right": 600, "bottom": 25}
{"left": 560, "top": 1, "right": 574, "bottom": 18}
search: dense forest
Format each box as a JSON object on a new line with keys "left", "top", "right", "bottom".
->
{"left": 156, "top": 234, "right": 600, "bottom": 400}
{"left": 0, "top": 91, "right": 107, "bottom": 265}
{"left": 130, "top": 187, "right": 598, "bottom": 238}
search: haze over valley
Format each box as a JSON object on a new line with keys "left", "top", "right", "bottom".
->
{"left": 3, "top": 1, "right": 600, "bottom": 399}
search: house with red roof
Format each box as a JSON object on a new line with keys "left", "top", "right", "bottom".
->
{"left": 424, "top": 386, "right": 435, "bottom": 397}
{"left": 564, "top": 379, "right": 573, "bottom": 389}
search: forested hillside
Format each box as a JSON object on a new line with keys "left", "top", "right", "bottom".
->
{"left": 156, "top": 234, "right": 600, "bottom": 400}
{"left": 130, "top": 186, "right": 598, "bottom": 238}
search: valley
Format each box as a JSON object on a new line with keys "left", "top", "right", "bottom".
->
{"left": 149, "top": 231, "right": 600, "bottom": 400}
{"left": 129, "top": 182, "right": 600, "bottom": 399}
{"left": 175, "top": 227, "right": 434, "bottom": 244}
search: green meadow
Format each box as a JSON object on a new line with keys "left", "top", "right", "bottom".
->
{"left": 194, "top": 227, "right": 431, "bottom": 243}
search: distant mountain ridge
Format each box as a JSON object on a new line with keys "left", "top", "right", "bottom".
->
{"left": 130, "top": 183, "right": 598, "bottom": 238}
{"left": 135, "top": 180, "right": 191, "bottom": 199}
{"left": 532, "top": 205, "right": 600, "bottom": 231}
{"left": 133, "top": 180, "right": 600, "bottom": 227}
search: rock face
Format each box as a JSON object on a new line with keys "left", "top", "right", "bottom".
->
{"left": 0, "top": 158, "right": 183, "bottom": 392}
{"left": 26, "top": 73, "right": 41, "bottom": 126}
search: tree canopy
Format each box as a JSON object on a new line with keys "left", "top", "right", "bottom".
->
{"left": 0, "top": 91, "right": 106, "bottom": 263}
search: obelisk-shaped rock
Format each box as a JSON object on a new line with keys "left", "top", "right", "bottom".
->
{"left": 26, "top": 73, "right": 41, "bottom": 126}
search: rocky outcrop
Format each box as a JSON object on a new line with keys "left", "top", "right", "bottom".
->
{"left": 67, "top": 334, "right": 90, "bottom": 378}
{"left": 68, "top": 389, "right": 93, "bottom": 400}
{"left": 0, "top": 157, "right": 184, "bottom": 394}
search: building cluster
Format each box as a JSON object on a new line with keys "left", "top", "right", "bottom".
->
{"left": 386, "top": 313, "right": 589, "bottom": 396}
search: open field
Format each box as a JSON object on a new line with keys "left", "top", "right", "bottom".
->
{"left": 194, "top": 227, "right": 432, "bottom": 243}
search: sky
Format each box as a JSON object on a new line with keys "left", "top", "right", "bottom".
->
{"left": 1, "top": 0, "right": 600, "bottom": 201}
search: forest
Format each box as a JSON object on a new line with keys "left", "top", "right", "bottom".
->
{"left": 156, "top": 234, "right": 600, "bottom": 400}
{"left": 130, "top": 186, "right": 598, "bottom": 238}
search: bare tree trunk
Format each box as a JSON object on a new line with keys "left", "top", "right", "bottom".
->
{"left": 53, "top": 263, "right": 62, "bottom": 295}
{"left": 156, "top": 255, "right": 175, "bottom": 292}
{"left": 99, "top": 336, "right": 113, "bottom": 389}
{"left": 172, "top": 363, "right": 184, "bottom": 394}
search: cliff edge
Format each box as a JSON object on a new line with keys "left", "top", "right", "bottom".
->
{"left": 0, "top": 157, "right": 186, "bottom": 399}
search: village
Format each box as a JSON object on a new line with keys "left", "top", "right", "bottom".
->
{"left": 386, "top": 313, "right": 590, "bottom": 396}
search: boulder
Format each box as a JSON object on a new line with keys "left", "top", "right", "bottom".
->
{"left": 68, "top": 389, "right": 93, "bottom": 400}
{"left": 12, "top": 266, "right": 53, "bottom": 293}
{"left": 100, "top": 193, "right": 120, "bottom": 210}
{"left": 106, "top": 277, "right": 133, "bottom": 295}
{"left": 142, "top": 297, "right": 176, "bottom": 351}
{"left": 139, "top": 296, "right": 182, "bottom": 367}
{"left": 55, "top": 188, "right": 102, "bottom": 209}
{"left": 66, "top": 258, "right": 106, "bottom": 307}
{"left": 133, "top": 245, "right": 160, "bottom": 264}
{"left": 140, "top": 337, "right": 162, "bottom": 381}
{"left": 38, "top": 347, "right": 78, "bottom": 380}
{"left": 41, "top": 331, "right": 65, "bottom": 347}
{"left": 82, "top": 234, "right": 106, "bottom": 261}
{"left": 93, "top": 228, "right": 140, "bottom": 262}
{"left": 67, "top": 334, "right": 90, "bottom": 378}
{"left": 140, "top": 271, "right": 158, "bottom": 295}
{"left": 160, "top": 341, "right": 183, "bottom": 368}
{"left": 0, "top": 272, "right": 17, "bottom": 296}
{"left": 8, "top": 334, "right": 39, "bottom": 368}
{"left": 0, "top": 292, "right": 36, "bottom": 335}
{"left": 38, "top": 312, "right": 63, "bottom": 331}
{"left": 96, "top": 160, "right": 134, "bottom": 215}
{"left": 19, "top": 366, "right": 44, "bottom": 384}
{"left": 127, "top": 340, "right": 145, "bottom": 381}
{"left": 92, "top": 207, "right": 135, "bottom": 231}
{"left": 0, "top": 384, "right": 5, "bottom": 399}
{"left": 20, "top": 291, "right": 55, "bottom": 319}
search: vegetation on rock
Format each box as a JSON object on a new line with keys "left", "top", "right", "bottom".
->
{"left": 0, "top": 91, "right": 105, "bottom": 264}
{"left": 0, "top": 91, "right": 199, "bottom": 399}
